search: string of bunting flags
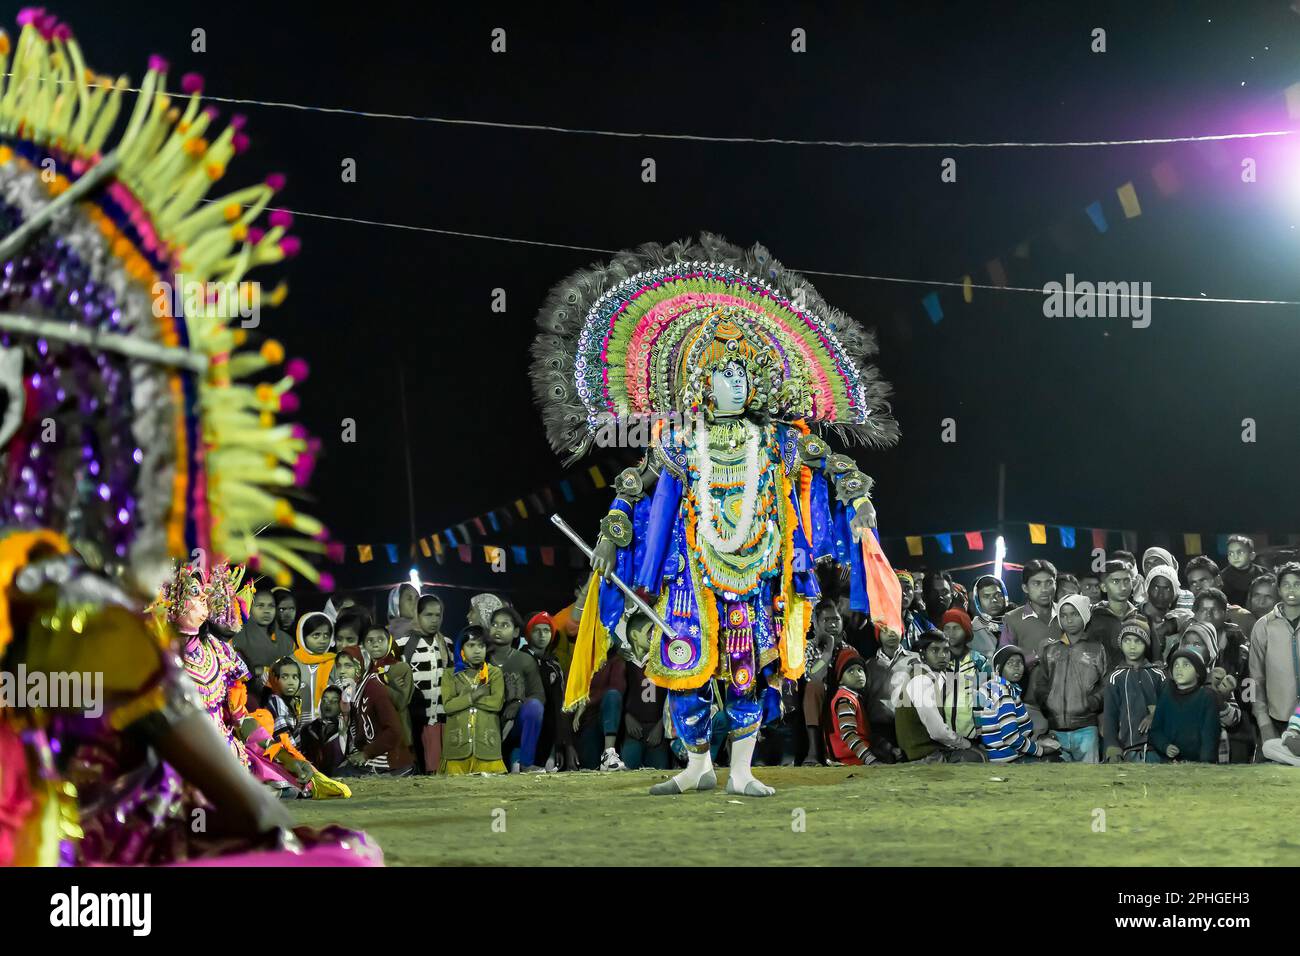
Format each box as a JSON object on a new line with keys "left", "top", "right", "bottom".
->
{"left": 919, "top": 82, "right": 1300, "bottom": 324}
{"left": 349, "top": 459, "right": 620, "bottom": 566}
{"left": 886, "top": 522, "right": 1298, "bottom": 561}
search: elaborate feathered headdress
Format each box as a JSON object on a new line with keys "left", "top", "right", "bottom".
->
{"left": 0, "top": 11, "right": 337, "bottom": 592}
{"left": 530, "top": 233, "right": 899, "bottom": 465}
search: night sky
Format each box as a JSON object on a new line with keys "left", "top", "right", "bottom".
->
{"left": 46, "top": 2, "right": 1300, "bottom": 616}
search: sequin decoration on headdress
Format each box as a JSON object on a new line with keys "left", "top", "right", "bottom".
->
{"left": 0, "top": 11, "right": 339, "bottom": 593}
{"left": 530, "top": 233, "right": 899, "bottom": 465}
{"left": 157, "top": 559, "right": 205, "bottom": 626}
{"left": 204, "top": 561, "right": 247, "bottom": 631}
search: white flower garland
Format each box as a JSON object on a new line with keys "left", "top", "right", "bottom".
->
{"left": 694, "top": 413, "right": 761, "bottom": 554}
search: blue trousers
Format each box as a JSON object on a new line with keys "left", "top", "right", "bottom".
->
{"left": 668, "top": 680, "right": 761, "bottom": 751}
{"left": 577, "top": 689, "right": 625, "bottom": 768}
{"left": 1055, "top": 726, "right": 1099, "bottom": 763}
{"left": 504, "top": 697, "right": 545, "bottom": 767}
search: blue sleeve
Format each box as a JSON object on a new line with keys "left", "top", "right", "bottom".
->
{"left": 598, "top": 499, "right": 632, "bottom": 633}
{"left": 633, "top": 472, "right": 681, "bottom": 593}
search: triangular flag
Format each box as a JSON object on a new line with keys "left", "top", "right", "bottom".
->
{"left": 542, "top": 487, "right": 556, "bottom": 509}
{"left": 986, "top": 259, "right": 1007, "bottom": 287}
{"left": 921, "top": 292, "right": 943, "bottom": 325}
{"left": 1058, "top": 526, "right": 1076, "bottom": 548}
{"left": 1116, "top": 181, "right": 1141, "bottom": 219}
{"left": 1121, "top": 530, "right": 1138, "bottom": 552}
{"left": 1183, "top": 533, "right": 1202, "bottom": 555}
{"left": 357, "top": 544, "right": 373, "bottom": 564}
{"left": 511, "top": 545, "right": 528, "bottom": 565}
{"left": 456, "top": 523, "right": 470, "bottom": 542}
{"left": 905, "top": 535, "right": 924, "bottom": 557}
{"left": 419, "top": 538, "right": 432, "bottom": 557}
{"left": 588, "top": 465, "right": 606, "bottom": 489}
{"left": 1084, "top": 201, "right": 1108, "bottom": 233}
{"left": 1215, "top": 534, "right": 1230, "bottom": 556}
{"left": 961, "top": 275, "right": 973, "bottom": 304}
{"left": 935, "top": 533, "right": 953, "bottom": 555}
{"left": 431, "top": 534, "right": 443, "bottom": 555}
{"left": 384, "top": 544, "right": 399, "bottom": 563}
{"left": 559, "top": 480, "right": 575, "bottom": 503}
{"left": 1091, "top": 528, "right": 1108, "bottom": 551}
{"left": 472, "top": 516, "right": 486, "bottom": 536}
{"left": 1013, "top": 241, "right": 1030, "bottom": 259}
{"left": 445, "top": 528, "right": 458, "bottom": 548}
{"left": 964, "top": 531, "right": 984, "bottom": 551}
{"left": 528, "top": 492, "right": 545, "bottom": 515}
{"left": 1151, "top": 160, "right": 1181, "bottom": 197}
{"left": 1028, "top": 523, "right": 1047, "bottom": 545}
{"left": 457, "top": 544, "right": 472, "bottom": 563}
{"left": 540, "top": 546, "right": 556, "bottom": 567}
{"left": 487, "top": 511, "right": 500, "bottom": 532}
{"left": 515, "top": 499, "right": 528, "bottom": 519}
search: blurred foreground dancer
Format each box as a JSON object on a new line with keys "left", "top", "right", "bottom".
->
{"left": 0, "top": 11, "right": 376, "bottom": 865}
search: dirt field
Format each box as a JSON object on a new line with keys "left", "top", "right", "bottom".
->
{"left": 291, "top": 762, "right": 1300, "bottom": 866}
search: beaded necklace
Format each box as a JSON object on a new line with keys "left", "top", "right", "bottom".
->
{"left": 694, "top": 413, "right": 761, "bottom": 554}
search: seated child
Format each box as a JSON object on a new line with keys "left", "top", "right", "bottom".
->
{"left": 1149, "top": 647, "right": 1220, "bottom": 763}
{"left": 1101, "top": 620, "right": 1165, "bottom": 762}
{"left": 826, "top": 649, "right": 883, "bottom": 765}
{"left": 440, "top": 627, "right": 507, "bottom": 775}
{"left": 301, "top": 685, "right": 350, "bottom": 776}
{"left": 979, "top": 645, "right": 1060, "bottom": 763}
{"left": 266, "top": 657, "right": 306, "bottom": 748}
{"left": 338, "top": 645, "right": 415, "bottom": 776}
{"left": 1260, "top": 701, "right": 1300, "bottom": 766}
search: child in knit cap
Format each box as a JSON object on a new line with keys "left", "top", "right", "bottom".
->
{"left": 1148, "top": 646, "right": 1220, "bottom": 762}
{"left": 980, "top": 645, "right": 1060, "bottom": 762}
{"left": 1102, "top": 619, "right": 1165, "bottom": 762}
{"left": 826, "top": 649, "right": 885, "bottom": 765}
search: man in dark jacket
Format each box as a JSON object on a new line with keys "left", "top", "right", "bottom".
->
{"left": 1029, "top": 595, "right": 1107, "bottom": 762}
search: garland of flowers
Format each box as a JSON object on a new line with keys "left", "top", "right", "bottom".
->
{"left": 693, "top": 414, "right": 761, "bottom": 554}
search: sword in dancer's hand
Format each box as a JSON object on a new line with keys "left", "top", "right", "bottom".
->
{"left": 549, "top": 513, "right": 677, "bottom": 641}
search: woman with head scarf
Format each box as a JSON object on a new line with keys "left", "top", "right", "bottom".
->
{"left": 386, "top": 582, "right": 421, "bottom": 644}
{"left": 294, "top": 611, "right": 337, "bottom": 723}
{"left": 362, "top": 625, "right": 416, "bottom": 750}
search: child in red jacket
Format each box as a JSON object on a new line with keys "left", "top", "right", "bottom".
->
{"left": 827, "top": 649, "right": 881, "bottom": 765}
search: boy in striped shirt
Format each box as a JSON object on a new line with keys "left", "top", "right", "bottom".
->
{"left": 826, "top": 649, "right": 880, "bottom": 765}
{"left": 979, "top": 645, "right": 1060, "bottom": 763}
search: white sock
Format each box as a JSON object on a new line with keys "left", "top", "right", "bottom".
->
{"left": 672, "top": 749, "right": 713, "bottom": 788}
{"left": 728, "top": 734, "right": 758, "bottom": 788}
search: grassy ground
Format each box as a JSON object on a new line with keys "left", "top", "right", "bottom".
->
{"left": 291, "top": 762, "right": 1300, "bottom": 866}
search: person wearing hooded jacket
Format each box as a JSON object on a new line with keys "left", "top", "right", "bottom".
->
{"left": 1142, "top": 546, "right": 1195, "bottom": 612}
{"left": 1138, "top": 564, "right": 1192, "bottom": 663}
{"left": 1028, "top": 594, "right": 1107, "bottom": 762}
{"left": 970, "top": 574, "right": 1011, "bottom": 659}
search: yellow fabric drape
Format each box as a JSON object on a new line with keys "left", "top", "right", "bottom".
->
{"left": 563, "top": 573, "right": 610, "bottom": 712}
